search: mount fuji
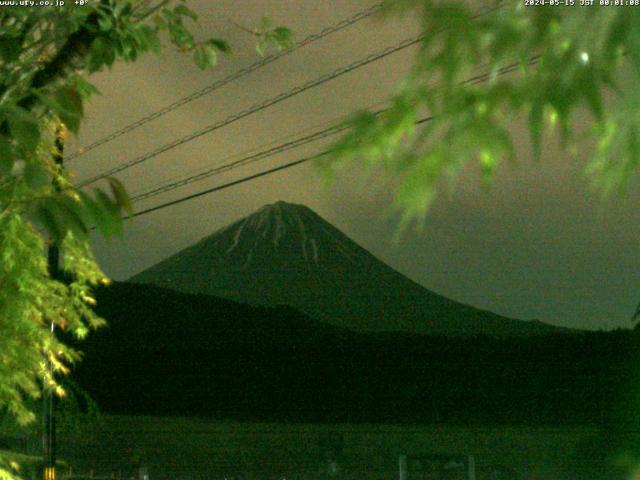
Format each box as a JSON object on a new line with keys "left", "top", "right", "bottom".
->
{"left": 130, "top": 201, "right": 563, "bottom": 337}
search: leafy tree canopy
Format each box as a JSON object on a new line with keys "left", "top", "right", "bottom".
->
{"left": 0, "top": 3, "right": 291, "bottom": 475}
{"left": 2, "top": 0, "right": 639, "bottom": 474}
{"left": 330, "top": 0, "right": 639, "bottom": 228}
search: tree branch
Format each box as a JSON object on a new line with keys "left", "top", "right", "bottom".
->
{"left": 19, "top": 12, "right": 102, "bottom": 110}
{"left": 134, "top": 0, "right": 170, "bottom": 22}
{"left": 0, "top": 2, "right": 107, "bottom": 135}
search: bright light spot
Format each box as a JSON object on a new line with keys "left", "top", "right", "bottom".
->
{"left": 480, "top": 150, "right": 495, "bottom": 169}
{"left": 580, "top": 51, "right": 590, "bottom": 64}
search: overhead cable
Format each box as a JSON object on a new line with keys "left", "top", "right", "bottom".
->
{"left": 130, "top": 55, "right": 541, "bottom": 220}
{"left": 129, "top": 55, "right": 539, "bottom": 204}
{"left": 78, "top": 33, "right": 424, "bottom": 187}
{"left": 67, "top": 4, "right": 383, "bottom": 161}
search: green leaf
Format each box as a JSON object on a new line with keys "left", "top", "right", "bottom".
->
{"left": 55, "top": 87, "right": 84, "bottom": 134}
{"left": 33, "top": 195, "right": 90, "bottom": 242}
{"left": 23, "top": 162, "right": 49, "bottom": 189}
{"left": 207, "top": 38, "right": 231, "bottom": 54}
{"left": 32, "top": 201, "right": 64, "bottom": 242}
{"left": 114, "top": 1, "right": 133, "bottom": 19}
{"left": 107, "top": 177, "right": 132, "bottom": 216}
{"left": 7, "top": 107, "right": 40, "bottom": 154}
{"left": 0, "top": 136, "right": 14, "bottom": 177}
{"left": 53, "top": 196, "right": 89, "bottom": 239}
{"left": 117, "top": 35, "right": 135, "bottom": 61}
{"left": 174, "top": 4, "right": 198, "bottom": 21}
{"left": 272, "top": 27, "right": 294, "bottom": 48}
{"left": 479, "top": 149, "right": 497, "bottom": 181}
{"left": 78, "top": 191, "right": 110, "bottom": 236}
{"left": 0, "top": 37, "right": 20, "bottom": 63}
{"left": 95, "top": 189, "right": 123, "bottom": 236}
{"left": 97, "top": 13, "right": 113, "bottom": 32}
{"left": 74, "top": 76, "right": 100, "bottom": 100}
{"left": 394, "top": 154, "right": 439, "bottom": 229}
{"left": 168, "top": 21, "right": 194, "bottom": 49}
{"left": 32, "top": 195, "right": 88, "bottom": 242}
{"left": 203, "top": 44, "right": 217, "bottom": 66}
{"left": 578, "top": 68, "right": 604, "bottom": 120}
{"left": 193, "top": 46, "right": 207, "bottom": 69}
{"left": 194, "top": 43, "right": 219, "bottom": 68}
{"left": 528, "top": 102, "right": 543, "bottom": 161}
{"left": 87, "top": 37, "right": 113, "bottom": 72}
{"left": 138, "top": 25, "right": 161, "bottom": 54}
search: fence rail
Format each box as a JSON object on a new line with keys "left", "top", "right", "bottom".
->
{"left": 61, "top": 469, "right": 125, "bottom": 480}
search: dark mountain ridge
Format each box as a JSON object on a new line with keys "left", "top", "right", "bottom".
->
{"left": 73, "top": 281, "right": 638, "bottom": 425}
{"left": 130, "top": 201, "right": 565, "bottom": 337}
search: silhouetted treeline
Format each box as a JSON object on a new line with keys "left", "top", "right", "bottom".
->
{"left": 70, "top": 282, "right": 640, "bottom": 426}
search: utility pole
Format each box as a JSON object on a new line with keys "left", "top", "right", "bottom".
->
{"left": 43, "top": 126, "right": 64, "bottom": 480}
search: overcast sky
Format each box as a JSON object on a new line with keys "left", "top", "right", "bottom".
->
{"left": 66, "top": 0, "right": 640, "bottom": 331}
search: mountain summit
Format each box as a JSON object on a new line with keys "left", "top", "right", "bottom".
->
{"left": 130, "top": 201, "right": 561, "bottom": 336}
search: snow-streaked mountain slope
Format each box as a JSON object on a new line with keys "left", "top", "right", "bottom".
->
{"left": 130, "top": 201, "right": 565, "bottom": 337}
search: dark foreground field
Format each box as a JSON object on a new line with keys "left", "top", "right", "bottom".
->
{"left": 69, "top": 283, "right": 640, "bottom": 426}
{"left": 47, "top": 284, "right": 640, "bottom": 479}
{"left": 50, "top": 415, "right": 640, "bottom": 480}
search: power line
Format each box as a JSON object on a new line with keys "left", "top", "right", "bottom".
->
{"left": 78, "top": 3, "right": 508, "bottom": 188}
{"left": 130, "top": 55, "right": 540, "bottom": 221}
{"left": 126, "top": 113, "right": 420, "bottom": 218}
{"left": 131, "top": 154, "right": 322, "bottom": 219}
{"left": 130, "top": 108, "right": 432, "bottom": 217}
{"left": 67, "top": 4, "right": 383, "bottom": 162}
{"left": 128, "top": 56, "right": 538, "bottom": 205}
{"left": 78, "top": 33, "right": 424, "bottom": 187}
{"left": 126, "top": 106, "right": 382, "bottom": 199}
{"left": 129, "top": 119, "right": 351, "bottom": 202}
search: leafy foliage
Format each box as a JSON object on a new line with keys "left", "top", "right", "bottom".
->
{"left": 0, "top": 3, "right": 290, "bottom": 473}
{"left": 330, "top": 1, "right": 640, "bottom": 226}
{"left": 0, "top": 379, "right": 99, "bottom": 480}
{"left": 0, "top": 449, "right": 42, "bottom": 480}
{"left": 254, "top": 16, "right": 296, "bottom": 56}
